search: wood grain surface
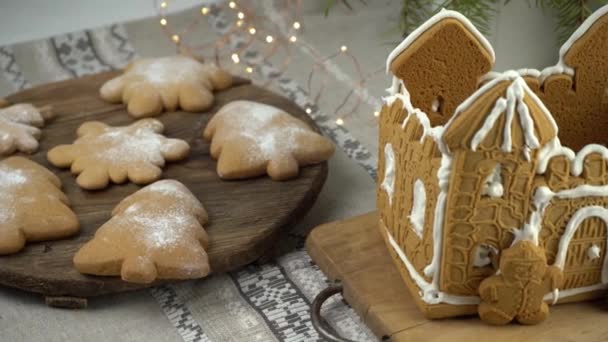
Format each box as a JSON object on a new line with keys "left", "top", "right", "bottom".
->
{"left": 306, "top": 212, "right": 608, "bottom": 342}
{"left": 0, "top": 71, "right": 328, "bottom": 299}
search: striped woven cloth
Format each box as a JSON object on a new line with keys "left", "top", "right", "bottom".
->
{"left": 0, "top": 5, "right": 382, "bottom": 342}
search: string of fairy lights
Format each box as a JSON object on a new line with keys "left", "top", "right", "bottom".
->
{"left": 155, "top": 0, "right": 384, "bottom": 126}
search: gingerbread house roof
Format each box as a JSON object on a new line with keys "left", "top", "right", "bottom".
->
{"left": 442, "top": 72, "right": 558, "bottom": 153}
{"left": 386, "top": 9, "right": 495, "bottom": 73}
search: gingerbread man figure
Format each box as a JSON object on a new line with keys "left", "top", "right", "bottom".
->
{"left": 478, "top": 240, "right": 563, "bottom": 325}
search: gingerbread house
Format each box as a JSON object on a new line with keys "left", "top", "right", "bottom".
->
{"left": 378, "top": 6, "right": 608, "bottom": 321}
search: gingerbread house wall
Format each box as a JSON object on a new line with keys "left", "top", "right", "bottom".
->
{"left": 535, "top": 153, "right": 608, "bottom": 295}
{"left": 439, "top": 147, "right": 537, "bottom": 296}
{"left": 525, "top": 9, "right": 608, "bottom": 151}
{"left": 378, "top": 99, "right": 442, "bottom": 284}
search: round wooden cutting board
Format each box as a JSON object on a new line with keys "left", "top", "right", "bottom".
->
{"left": 0, "top": 72, "right": 328, "bottom": 301}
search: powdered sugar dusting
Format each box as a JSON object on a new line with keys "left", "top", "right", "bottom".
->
{"left": 115, "top": 180, "right": 204, "bottom": 251}
{"left": 0, "top": 103, "right": 45, "bottom": 154}
{"left": 0, "top": 104, "right": 43, "bottom": 126}
{"left": 128, "top": 207, "right": 194, "bottom": 249}
{"left": 0, "top": 165, "right": 28, "bottom": 222}
{"left": 130, "top": 56, "right": 204, "bottom": 85}
{"left": 214, "top": 101, "right": 309, "bottom": 163}
{"left": 79, "top": 125, "right": 165, "bottom": 164}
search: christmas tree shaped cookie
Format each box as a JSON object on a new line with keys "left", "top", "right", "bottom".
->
{"left": 0, "top": 103, "right": 54, "bottom": 155}
{"left": 74, "top": 180, "right": 210, "bottom": 284}
{"left": 203, "top": 100, "right": 334, "bottom": 181}
{"left": 0, "top": 157, "right": 79, "bottom": 255}
{"left": 47, "top": 119, "right": 190, "bottom": 190}
{"left": 100, "top": 55, "right": 233, "bottom": 117}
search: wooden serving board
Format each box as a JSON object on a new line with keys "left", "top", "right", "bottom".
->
{"left": 306, "top": 212, "right": 608, "bottom": 342}
{"left": 0, "top": 72, "right": 328, "bottom": 303}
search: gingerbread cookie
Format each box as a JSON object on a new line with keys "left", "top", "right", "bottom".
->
{"left": 100, "top": 55, "right": 233, "bottom": 117}
{"left": 478, "top": 241, "right": 563, "bottom": 325}
{"left": 203, "top": 101, "right": 334, "bottom": 181}
{"left": 0, "top": 103, "right": 54, "bottom": 155}
{"left": 0, "top": 156, "right": 79, "bottom": 255}
{"left": 47, "top": 119, "right": 189, "bottom": 190}
{"left": 73, "top": 180, "right": 210, "bottom": 284}
{"left": 386, "top": 9, "right": 494, "bottom": 126}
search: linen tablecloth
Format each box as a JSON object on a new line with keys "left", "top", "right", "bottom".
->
{"left": 0, "top": 3, "right": 388, "bottom": 341}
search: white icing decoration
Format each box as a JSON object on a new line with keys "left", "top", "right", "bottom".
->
{"left": 423, "top": 154, "right": 451, "bottom": 282}
{"left": 537, "top": 140, "right": 608, "bottom": 177}
{"left": 386, "top": 9, "right": 495, "bottom": 73}
{"left": 587, "top": 244, "right": 601, "bottom": 260}
{"left": 539, "top": 65, "right": 574, "bottom": 83}
{"left": 539, "top": 5, "right": 608, "bottom": 83}
{"left": 523, "top": 146, "right": 532, "bottom": 161}
{"left": 536, "top": 137, "right": 575, "bottom": 174}
{"left": 381, "top": 143, "right": 396, "bottom": 206}
{"left": 431, "top": 98, "right": 440, "bottom": 112}
{"left": 512, "top": 186, "right": 554, "bottom": 246}
{"left": 480, "top": 69, "right": 541, "bottom": 84}
{"left": 473, "top": 244, "right": 498, "bottom": 267}
{"left": 385, "top": 227, "right": 480, "bottom": 305}
{"left": 409, "top": 179, "right": 426, "bottom": 238}
{"left": 515, "top": 185, "right": 608, "bottom": 246}
{"left": 571, "top": 144, "right": 608, "bottom": 176}
{"left": 481, "top": 164, "right": 503, "bottom": 198}
{"left": 386, "top": 76, "right": 401, "bottom": 96}
{"left": 553, "top": 206, "right": 608, "bottom": 280}
{"left": 469, "top": 77, "right": 545, "bottom": 153}
{"left": 545, "top": 283, "right": 608, "bottom": 304}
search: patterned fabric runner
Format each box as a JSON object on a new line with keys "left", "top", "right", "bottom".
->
{"left": 0, "top": 9, "right": 379, "bottom": 342}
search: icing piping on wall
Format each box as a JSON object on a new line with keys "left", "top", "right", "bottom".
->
{"left": 381, "top": 143, "right": 395, "bottom": 205}
{"left": 409, "top": 179, "right": 426, "bottom": 238}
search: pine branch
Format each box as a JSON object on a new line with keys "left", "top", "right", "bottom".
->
{"left": 536, "top": 0, "right": 604, "bottom": 43}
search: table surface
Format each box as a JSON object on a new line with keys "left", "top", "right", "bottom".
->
{"left": 0, "top": 1, "right": 579, "bottom": 341}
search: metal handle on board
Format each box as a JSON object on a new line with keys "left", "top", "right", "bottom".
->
{"left": 311, "top": 285, "right": 358, "bottom": 342}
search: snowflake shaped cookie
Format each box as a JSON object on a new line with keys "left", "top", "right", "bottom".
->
{"left": 0, "top": 103, "right": 54, "bottom": 155}
{"left": 100, "top": 55, "right": 233, "bottom": 117}
{"left": 0, "top": 157, "right": 79, "bottom": 255}
{"left": 74, "top": 180, "right": 210, "bottom": 284}
{"left": 47, "top": 119, "right": 190, "bottom": 190}
{"left": 203, "top": 100, "right": 335, "bottom": 181}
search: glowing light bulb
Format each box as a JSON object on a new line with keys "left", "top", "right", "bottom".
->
{"left": 229, "top": 1, "right": 236, "bottom": 8}
{"left": 237, "top": 12, "right": 245, "bottom": 19}
{"left": 289, "top": 35, "right": 297, "bottom": 43}
{"left": 201, "top": 7, "right": 209, "bottom": 15}
{"left": 373, "top": 111, "right": 380, "bottom": 117}
{"left": 248, "top": 27, "right": 256, "bottom": 35}
{"left": 340, "top": 45, "right": 348, "bottom": 52}
{"left": 293, "top": 21, "right": 301, "bottom": 30}
{"left": 160, "top": 18, "right": 167, "bottom": 26}
{"left": 336, "top": 118, "right": 344, "bottom": 125}
{"left": 265, "top": 35, "right": 274, "bottom": 43}
{"left": 171, "top": 34, "right": 180, "bottom": 42}
{"left": 246, "top": 66, "right": 253, "bottom": 73}
{"left": 231, "top": 53, "right": 240, "bottom": 64}
{"left": 305, "top": 107, "right": 312, "bottom": 114}
{"left": 236, "top": 20, "right": 244, "bottom": 27}
{"left": 160, "top": 1, "right": 167, "bottom": 8}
